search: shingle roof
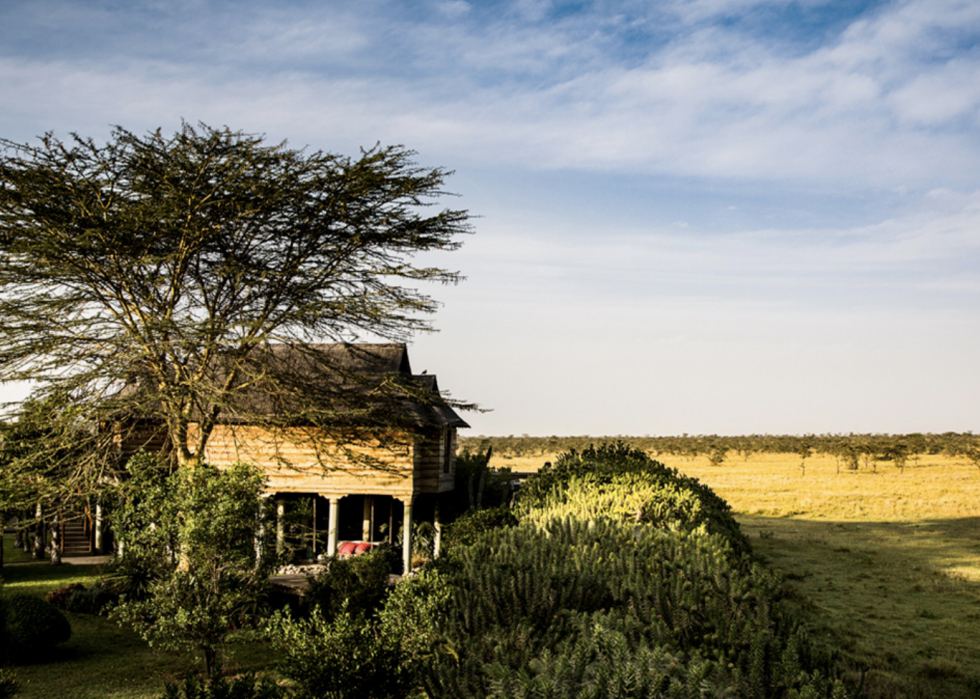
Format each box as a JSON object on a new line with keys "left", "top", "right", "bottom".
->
{"left": 221, "top": 342, "right": 469, "bottom": 429}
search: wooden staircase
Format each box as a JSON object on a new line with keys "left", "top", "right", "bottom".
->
{"left": 59, "top": 512, "right": 95, "bottom": 557}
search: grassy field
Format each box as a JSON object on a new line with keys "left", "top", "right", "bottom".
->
{"left": 0, "top": 546, "right": 273, "bottom": 699}
{"left": 492, "top": 449, "right": 980, "bottom": 698}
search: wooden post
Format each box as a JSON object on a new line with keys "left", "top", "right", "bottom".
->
{"left": 94, "top": 500, "right": 104, "bottom": 554}
{"left": 327, "top": 496, "right": 341, "bottom": 556}
{"left": 275, "top": 497, "right": 286, "bottom": 557}
{"left": 401, "top": 496, "right": 414, "bottom": 573}
{"left": 433, "top": 502, "right": 442, "bottom": 559}
{"left": 362, "top": 496, "right": 373, "bottom": 542}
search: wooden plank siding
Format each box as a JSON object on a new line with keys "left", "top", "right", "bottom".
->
{"left": 190, "top": 423, "right": 456, "bottom": 499}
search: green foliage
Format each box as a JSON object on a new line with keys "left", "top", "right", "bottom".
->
{"left": 64, "top": 583, "right": 117, "bottom": 615}
{"left": 2, "top": 593, "right": 72, "bottom": 663}
{"left": 265, "top": 603, "right": 401, "bottom": 699}
{"left": 376, "top": 568, "right": 451, "bottom": 685}
{"left": 0, "top": 396, "right": 113, "bottom": 518}
{"left": 444, "top": 505, "right": 517, "bottom": 552}
{"left": 0, "top": 668, "right": 16, "bottom": 699}
{"left": 159, "top": 673, "right": 287, "bottom": 699}
{"left": 0, "top": 123, "right": 471, "bottom": 469}
{"left": 111, "top": 460, "right": 273, "bottom": 677}
{"left": 418, "top": 518, "right": 842, "bottom": 698}
{"left": 516, "top": 442, "right": 749, "bottom": 554}
{"left": 305, "top": 547, "right": 396, "bottom": 621}
{"left": 45, "top": 581, "right": 117, "bottom": 614}
{"left": 445, "top": 445, "right": 514, "bottom": 515}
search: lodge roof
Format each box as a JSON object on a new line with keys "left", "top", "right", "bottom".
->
{"left": 119, "top": 342, "right": 469, "bottom": 430}
{"left": 218, "top": 342, "right": 469, "bottom": 429}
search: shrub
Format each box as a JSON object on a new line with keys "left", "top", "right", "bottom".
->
{"left": 515, "top": 442, "right": 750, "bottom": 554}
{"left": 443, "top": 505, "right": 517, "bottom": 553}
{"left": 418, "top": 518, "right": 843, "bottom": 699}
{"left": 45, "top": 582, "right": 86, "bottom": 610}
{"left": 3, "top": 593, "right": 72, "bottom": 663}
{"left": 0, "top": 668, "right": 16, "bottom": 699}
{"left": 159, "top": 673, "right": 287, "bottom": 699}
{"left": 111, "top": 461, "right": 274, "bottom": 677}
{"left": 266, "top": 603, "right": 401, "bottom": 699}
{"left": 64, "top": 582, "right": 117, "bottom": 615}
{"left": 306, "top": 546, "right": 396, "bottom": 621}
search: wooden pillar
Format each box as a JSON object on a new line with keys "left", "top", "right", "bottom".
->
{"left": 433, "top": 502, "right": 442, "bottom": 559}
{"left": 94, "top": 500, "right": 104, "bottom": 554}
{"left": 362, "top": 497, "right": 373, "bottom": 542}
{"left": 275, "top": 497, "right": 286, "bottom": 557}
{"left": 327, "top": 496, "right": 341, "bottom": 556}
{"left": 401, "top": 496, "right": 414, "bottom": 573}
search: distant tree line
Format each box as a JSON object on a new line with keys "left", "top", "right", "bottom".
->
{"left": 460, "top": 432, "right": 980, "bottom": 472}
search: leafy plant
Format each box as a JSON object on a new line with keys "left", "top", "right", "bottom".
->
{"left": 266, "top": 603, "right": 401, "bottom": 699}
{"left": 516, "top": 442, "right": 749, "bottom": 554}
{"left": 159, "top": 673, "right": 287, "bottom": 699}
{"left": 111, "top": 460, "right": 274, "bottom": 677}
{"left": 0, "top": 668, "right": 16, "bottom": 699}
{"left": 443, "top": 505, "right": 517, "bottom": 553}
{"left": 2, "top": 593, "right": 72, "bottom": 664}
{"left": 305, "top": 547, "right": 395, "bottom": 621}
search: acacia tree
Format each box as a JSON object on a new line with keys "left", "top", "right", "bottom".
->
{"left": 0, "top": 123, "right": 471, "bottom": 467}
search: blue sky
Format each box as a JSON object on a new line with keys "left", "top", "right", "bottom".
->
{"left": 1, "top": 0, "right": 978, "bottom": 436}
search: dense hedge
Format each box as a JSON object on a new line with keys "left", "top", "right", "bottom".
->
{"left": 1, "top": 593, "right": 72, "bottom": 663}
{"left": 515, "top": 443, "right": 750, "bottom": 554}
{"left": 423, "top": 518, "right": 843, "bottom": 698}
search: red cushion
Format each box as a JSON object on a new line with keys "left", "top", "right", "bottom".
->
{"left": 354, "top": 542, "right": 372, "bottom": 555}
{"left": 339, "top": 542, "right": 357, "bottom": 555}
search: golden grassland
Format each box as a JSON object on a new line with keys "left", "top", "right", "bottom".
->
{"left": 492, "top": 449, "right": 980, "bottom": 697}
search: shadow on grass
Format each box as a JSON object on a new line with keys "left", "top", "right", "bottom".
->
{"left": 738, "top": 514, "right": 980, "bottom": 699}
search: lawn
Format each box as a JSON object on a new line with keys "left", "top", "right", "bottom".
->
{"left": 491, "top": 449, "right": 980, "bottom": 698}
{"left": 1, "top": 553, "right": 274, "bottom": 699}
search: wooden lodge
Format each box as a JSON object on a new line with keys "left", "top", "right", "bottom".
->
{"left": 118, "top": 343, "right": 469, "bottom": 572}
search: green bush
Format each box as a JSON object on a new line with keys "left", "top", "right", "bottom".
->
{"left": 443, "top": 505, "right": 517, "bottom": 553}
{"left": 0, "top": 668, "right": 16, "bottom": 699}
{"left": 2, "top": 593, "right": 72, "bottom": 663}
{"left": 266, "top": 603, "right": 401, "bottom": 699}
{"left": 159, "top": 673, "right": 287, "bottom": 699}
{"left": 45, "top": 582, "right": 86, "bottom": 610}
{"left": 516, "top": 442, "right": 750, "bottom": 554}
{"left": 65, "top": 582, "right": 117, "bottom": 615}
{"left": 305, "top": 546, "right": 396, "bottom": 621}
{"left": 417, "top": 518, "right": 843, "bottom": 698}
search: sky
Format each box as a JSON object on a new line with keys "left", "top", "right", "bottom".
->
{"left": 0, "top": 0, "right": 978, "bottom": 436}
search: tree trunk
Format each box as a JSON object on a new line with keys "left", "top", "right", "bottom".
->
{"left": 50, "top": 510, "right": 62, "bottom": 565}
{"left": 32, "top": 503, "right": 45, "bottom": 560}
{"left": 204, "top": 645, "right": 218, "bottom": 678}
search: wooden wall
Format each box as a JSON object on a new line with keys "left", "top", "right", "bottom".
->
{"left": 193, "top": 423, "right": 457, "bottom": 499}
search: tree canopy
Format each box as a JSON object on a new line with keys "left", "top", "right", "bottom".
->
{"left": 0, "top": 123, "right": 471, "bottom": 468}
